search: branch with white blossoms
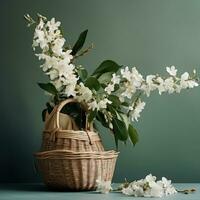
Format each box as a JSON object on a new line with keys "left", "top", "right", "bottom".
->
{"left": 25, "top": 14, "right": 199, "bottom": 147}
{"left": 104, "top": 65, "right": 198, "bottom": 123}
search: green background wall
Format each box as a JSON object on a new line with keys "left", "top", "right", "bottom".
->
{"left": 1, "top": 0, "right": 200, "bottom": 183}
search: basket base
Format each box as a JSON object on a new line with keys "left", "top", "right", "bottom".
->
{"left": 45, "top": 184, "right": 97, "bottom": 191}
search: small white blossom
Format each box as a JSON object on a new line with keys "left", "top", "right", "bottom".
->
{"left": 180, "top": 72, "right": 198, "bottom": 89}
{"left": 46, "top": 18, "right": 61, "bottom": 34}
{"left": 52, "top": 38, "right": 65, "bottom": 56}
{"left": 121, "top": 66, "right": 132, "bottom": 81}
{"left": 111, "top": 73, "right": 120, "bottom": 84}
{"left": 156, "top": 77, "right": 165, "bottom": 95}
{"left": 63, "top": 83, "right": 77, "bottom": 97}
{"left": 187, "top": 80, "right": 198, "bottom": 88}
{"left": 129, "top": 99, "right": 146, "bottom": 121}
{"left": 62, "top": 50, "right": 73, "bottom": 64}
{"left": 166, "top": 66, "right": 177, "bottom": 76}
{"left": 46, "top": 69, "right": 59, "bottom": 80}
{"left": 98, "top": 98, "right": 112, "bottom": 109}
{"left": 164, "top": 77, "right": 175, "bottom": 94}
{"left": 96, "top": 179, "right": 112, "bottom": 194}
{"left": 105, "top": 73, "right": 120, "bottom": 94}
{"left": 77, "top": 83, "right": 93, "bottom": 102}
{"left": 141, "top": 75, "right": 157, "bottom": 96}
{"left": 88, "top": 100, "right": 98, "bottom": 111}
{"left": 121, "top": 82, "right": 136, "bottom": 99}
{"left": 105, "top": 84, "right": 115, "bottom": 94}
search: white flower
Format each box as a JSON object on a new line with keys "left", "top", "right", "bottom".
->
{"left": 63, "top": 83, "right": 77, "bottom": 97}
{"left": 122, "top": 187, "right": 135, "bottom": 196}
{"left": 56, "top": 62, "right": 71, "bottom": 77}
{"left": 77, "top": 83, "right": 93, "bottom": 102}
{"left": 146, "top": 181, "right": 164, "bottom": 197}
{"left": 129, "top": 99, "right": 146, "bottom": 121}
{"left": 52, "top": 38, "right": 65, "bottom": 56}
{"left": 145, "top": 174, "right": 156, "bottom": 183}
{"left": 98, "top": 98, "right": 112, "bottom": 110}
{"left": 121, "top": 82, "right": 136, "bottom": 99}
{"left": 141, "top": 75, "right": 157, "bottom": 97}
{"left": 156, "top": 77, "right": 165, "bottom": 95}
{"left": 180, "top": 72, "right": 198, "bottom": 89}
{"left": 164, "top": 77, "right": 175, "bottom": 94}
{"left": 88, "top": 100, "right": 98, "bottom": 111}
{"left": 105, "top": 74, "right": 120, "bottom": 94}
{"left": 96, "top": 179, "right": 112, "bottom": 194}
{"left": 157, "top": 177, "right": 177, "bottom": 195}
{"left": 46, "top": 69, "right": 59, "bottom": 80}
{"left": 46, "top": 18, "right": 61, "bottom": 34}
{"left": 88, "top": 98, "right": 112, "bottom": 111}
{"left": 130, "top": 67, "right": 144, "bottom": 87}
{"left": 166, "top": 66, "right": 177, "bottom": 76}
{"left": 121, "top": 67, "right": 143, "bottom": 90}
{"left": 187, "top": 80, "right": 198, "bottom": 88}
{"left": 105, "top": 84, "right": 115, "bottom": 94}
{"left": 121, "top": 66, "right": 132, "bottom": 81}
{"left": 33, "top": 28, "right": 48, "bottom": 50}
{"left": 62, "top": 50, "right": 73, "bottom": 64}
{"left": 36, "top": 54, "right": 59, "bottom": 72}
{"left": 111, "top": 73, "right": 120, "bottom": 84}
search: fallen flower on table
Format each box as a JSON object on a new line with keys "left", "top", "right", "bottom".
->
{"left": 96, "top": 179, "right": 112, "bottom": 194}
{"left": 96, "top": 175, "right": 197, "bottom": 197}
{"left": 121, "top": 174, "right": 177, "bottom": 197}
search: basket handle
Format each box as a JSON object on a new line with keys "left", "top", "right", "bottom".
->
{"left": 55, "top": 98, "right": 94, "bottom": 144}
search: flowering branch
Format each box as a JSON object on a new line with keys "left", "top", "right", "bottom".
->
{"left": 25, "top": 14, "right": 199, "bottom": 147}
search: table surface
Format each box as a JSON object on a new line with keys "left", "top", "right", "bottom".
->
{"left": 0, "top": 183, "right": 199, "bottom": 200}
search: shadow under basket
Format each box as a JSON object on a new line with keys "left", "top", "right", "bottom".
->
{"left": 35, "top": 150, "right": 119, "bottom": 191}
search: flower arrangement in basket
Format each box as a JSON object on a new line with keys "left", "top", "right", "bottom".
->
{"left": 25, "top": 14, "right": 199, "bottom": 191}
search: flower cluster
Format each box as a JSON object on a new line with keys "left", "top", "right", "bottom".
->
{"left": 121, "top": 174, "right": 177, "bottom": 197}
{"left": 104, "top": 66, "right": 198, "bottom": 122}
{"left": 95, "top": 174, "right": 177, "bottom": 197}
{"left": 30, "top": 15, "right": 113, "bottom": 111}
{"left": 32, "top": 15, "right": 78, "bottom": 97}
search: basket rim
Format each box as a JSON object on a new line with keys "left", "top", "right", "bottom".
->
{"left": 34, "top": 150, "right": 119, "bottom": 160}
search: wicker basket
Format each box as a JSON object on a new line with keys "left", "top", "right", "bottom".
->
{"left": 35, "top": 150, "right": 119, "bottom": 191}
{"left": 41, "top": 99, "right": 104, "bottom": 152}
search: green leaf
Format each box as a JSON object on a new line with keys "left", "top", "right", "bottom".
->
{"left": 77, "top": 67, "right": 88, "bottom": 81}
{"left": 46, "top": 102, "right": 54, "bottom": 114}
{"left": 92, "top": 60, "right": 122, "bottom": 77}
{"left": 42, "top": 108, "right": 47, "bottom": 121}
{"left": 85, "top": 76, "right": 100, "bottom": 91}
{"left": 88, "top": 110, "right": 97, "bottom": 123}
{"left": 128, "top": 124, "right": 139, "bottom": 145}
{"left": 96, "top": 112, "right": 109, "bottom": 128}
{"left": 118, "top": 113, "right": 129, "bottom": 129}
{"left": 108, "top": 95, "right": 121, "bottom": 108}
{"left": 112, "top": 118, "right": 128, "bottom": 141}
{"left": 98, "top": 72, "right": 113, "bottom": 84}
{"left": 121, "top": 101, "right": 129, "bottom": 107}
{"left": 114, "top": 131, "right": 119, "bottom": 150}
{"left": 38, "top": 83, "right": 57, "bottom": 95}
{"left": 72, "top": 29, "right": 88, "bottom": 55}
